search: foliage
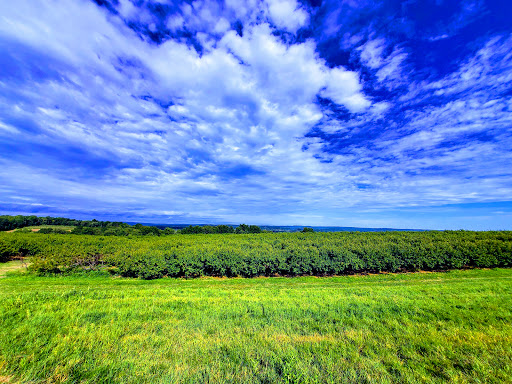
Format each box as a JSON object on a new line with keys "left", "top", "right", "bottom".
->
{"left": 1, "top": 214, "right": 263, "bottom": 237}
{"left": 38, "top": 227, "right": 69, "bottom": 234}
{"left": 0, "top": 234, "right": 41, "bottom": 262}
{"left": 235, "top": 224, "right": 262, "bottom": 234}
{"left": 0, "top": 230, "right": 510, "bottom": 279}
{"left": 0, "top": 214, "right": 128, "bottom": 231}
{"left": 181, "top": 224, "right": 258, "bottom": 234}
{"left": 0, "top": 239, "right": 15, "bottom": 262}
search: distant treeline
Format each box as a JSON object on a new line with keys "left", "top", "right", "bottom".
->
{"left": 0, "top": 215, "right": 127, "bottom": 231}
{"left": 0, "top": 215, "right": 265, "bottom": 236}
{"left": 72, "top": 223, "right": 263, "bottom": 236}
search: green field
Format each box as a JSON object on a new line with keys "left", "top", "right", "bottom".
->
{"left": 1, "top": 268, "right": 511, "bottom": 383}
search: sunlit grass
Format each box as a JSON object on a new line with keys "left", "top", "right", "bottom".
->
{"left": 0, "top": 260, "right": 28, "bottom": 278}
{"left": 10, "top": 225, "right": 75, "bottom": 232}
{"left": 1, "top": 269, "right": 511, "bottom": 383}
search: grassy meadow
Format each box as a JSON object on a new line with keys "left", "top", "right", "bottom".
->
{"left": 1, "top": 268, "right": 511, "bottom": 383}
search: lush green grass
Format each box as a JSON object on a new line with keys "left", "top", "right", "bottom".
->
{"left": 0, "top": 260, "right": 28, "bottom": 277}
{"left": 1, "top": 269, "right": 511, "bottom": 383}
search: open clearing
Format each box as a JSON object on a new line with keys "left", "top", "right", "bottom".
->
{"left": 1, "top": 269, "right": 511, "bottom": 383}
{"left": 6, "top": 225, "right": 75, "bottom": 233}
{"left": 0, "top": 260, "right": 28, "bottom": 278}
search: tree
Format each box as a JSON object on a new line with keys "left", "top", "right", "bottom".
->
{"left": 248, "top": 225, "right": 262, "bottom": 233}
{"left": 162, "top": 227, "right": 175, "bottom": 235}
{"left": 236, "top": 224, "right": 261, "bottom": 234}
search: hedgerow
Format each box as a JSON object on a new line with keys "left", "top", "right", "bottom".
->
{"left": 0, "top": 231, "right": 510, "bottom": 278}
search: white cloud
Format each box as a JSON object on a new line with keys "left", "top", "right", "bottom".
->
{"left": 0, "top": 0, "right": 371, "bottom": 222}
{"left": 321, "top": 68, "right": 371, "bottom": 112}
{"left": 265, "top": 0, "right": 309, "bottom": 33}
{"left": 117, "top": 0, "right": 139, "bottom": 20}
{"left": 306, "top": 34, "right": 512, "bottom": 216}
{"left": 0, "top": 122, "right": 20, "bottom": 134}
{"left": 428, "top": 35, "right": 512, "bottom": 96}
{"left": 358, "top": 37, "right": 408, "bottom": 88}
{"left": 359, "top": 38, "right": 387, "bottom": 69}
{"left": 213, "top": 18, "right": 231, "bottom": 34}
{"left": 167, "top": 15, "right": 184, "bottom": 31}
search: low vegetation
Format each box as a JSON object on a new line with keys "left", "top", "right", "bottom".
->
{"left": 0, "top": 230, "right": 510, "bottom": 279}
{"left": 0, "top": 259, "right": 27, "bottom": 277}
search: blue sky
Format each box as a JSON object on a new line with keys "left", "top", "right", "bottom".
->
{"left": 0, "top": 0, "right": 511, "bottom": 229}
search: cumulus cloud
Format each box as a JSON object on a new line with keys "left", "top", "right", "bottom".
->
{"left": 265, "top": 0, "right": 309, "bottom": 33}
{"left": 321, "top": 68, "right": 371, "bottom": 112}
{"left": 0, "top": 0, "right": 373, "bottom": 223}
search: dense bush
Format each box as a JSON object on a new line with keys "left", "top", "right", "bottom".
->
{"left": 37, "top": 228, "right": 70, "bottom": 234}
{"left": 0, "top": 235, "right": 42, "bottom": 262}
{"left": 0, "top": 231, "right": 510, "bottom": 278}
{"left": 0, "top": 239, "right": 15, "bottom": 262}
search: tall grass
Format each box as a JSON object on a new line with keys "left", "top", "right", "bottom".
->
{"left": 1, "top": 269, "right": 511, "bottom": 383}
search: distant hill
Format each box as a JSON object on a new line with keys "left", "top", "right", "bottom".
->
{"left": 129, "top": 223, "right": 425, "bottom": 232}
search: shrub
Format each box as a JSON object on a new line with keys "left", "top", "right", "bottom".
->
{"left": 2, "top": 230, "right": 511, "bottom": 279}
